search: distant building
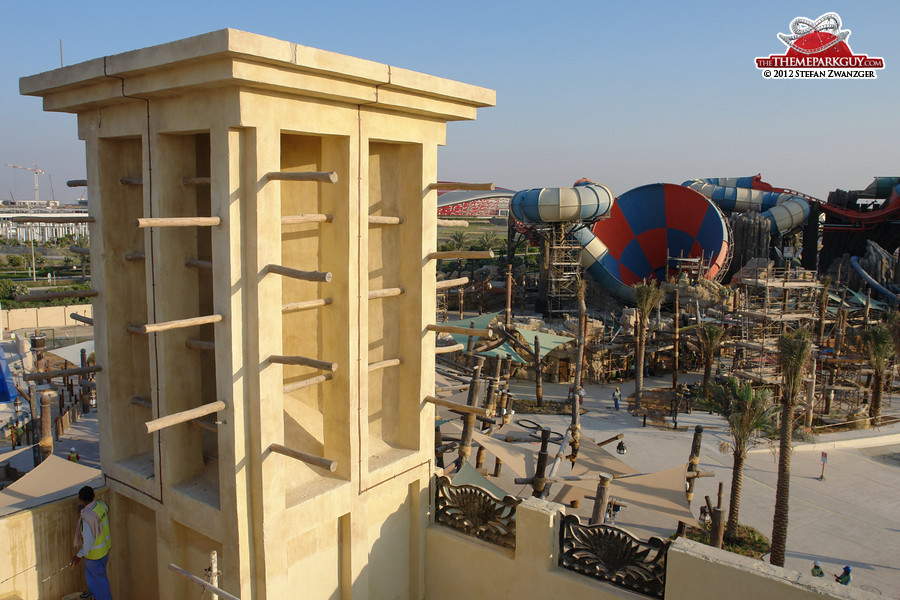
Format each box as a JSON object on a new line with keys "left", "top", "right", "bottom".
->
{"left": 437, "top": 188, "right": 514, "bottom": 218}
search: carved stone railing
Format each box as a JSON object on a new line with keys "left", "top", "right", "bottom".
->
{"left": 434, "top": 475, "right": 521, "bottom": 549}
{"left": 558, "top": 514, "right": 670, "bottom": 599}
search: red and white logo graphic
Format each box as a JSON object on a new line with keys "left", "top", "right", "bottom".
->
{"left": 756, "top": 13, "right": 884, "bottom": 79}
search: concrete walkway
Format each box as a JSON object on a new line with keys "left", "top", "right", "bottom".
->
{"left": 505, "top": 373, "right": 900, "bottom": 597}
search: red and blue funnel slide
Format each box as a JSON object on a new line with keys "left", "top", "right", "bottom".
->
{"left": 571, "top": 184, "right": 730, "bottom": 300}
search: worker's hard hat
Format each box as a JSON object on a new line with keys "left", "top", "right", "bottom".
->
{"left": 70, "top": 447, "right": 76, "bottom": 452}
{"left": 813, "top": 561, "right": 820, "bottom": 567}
{"left": 615, "top": 387, "right": 619, "bottom": 390}
{"left": 843, "top": 566, "right": 851, "bottom": 572}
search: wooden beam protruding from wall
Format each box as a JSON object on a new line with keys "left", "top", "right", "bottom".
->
{"left": 269, "top": 443, "right": 337, "bottom": 472}
{"left": 269, "top": 354, "right": 338, "bottom": 372}
{"left": 128, "top": 314, "right": 223, "bottom": 335}
{"left": 265, "top": 264, "right": 332, "bottom": 283}
{"left": 136, "top": 217, "right": 221, "bottom": 228}
{"left": 266, "top": 171, "right": 338, "bottom": 184}
{"left": 145, "top": 400, "right": 226, "bottom": 434}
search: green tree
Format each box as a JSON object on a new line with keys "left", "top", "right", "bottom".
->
{"left": 770, "top": 328, "right": 812, "bottom": 567}
{"left": 0, "top": 279, "right": 27, "bottom": 300}
{"left": 696, "top": 323, "right": 726, "bottom": 401}
{"left": 713, "top": 378, "right": 778, "bottom": 543}
{"left": 632, "top": 281, "right": 665, "bottom": 412}
{"left": 448, "top": 231, "right": 469, "bottom": 250}
{"left": 477, "top": 231, "right": 499, "bottom": 251}
{"left": 63, "top": 255, "right": 75, "bottom": 267}
{"left": 34, "top": 253, "right": 47, "bottom": 268}
{"left": 860, "top": 325, "right": 893, "bottom": 426}
{"left": 5, "top": 254, "right": 23, "bottom": 268}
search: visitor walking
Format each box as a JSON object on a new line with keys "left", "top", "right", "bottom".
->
{"left": 613, "top": 387, "right": 621, "bottom": 411}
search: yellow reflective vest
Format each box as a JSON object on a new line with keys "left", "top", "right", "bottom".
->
{"left": 85, "top": 501, "right": 111, "bottom": 560}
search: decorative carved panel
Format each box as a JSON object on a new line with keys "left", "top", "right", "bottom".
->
{"left": 558, "top": 514, "right": 669, "bottom": 599}
{"left": 434, "top": 475, "right": 521, "bottom": 549}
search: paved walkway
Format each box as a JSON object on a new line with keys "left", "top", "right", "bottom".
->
{"left": 506, "top": 373, "right": 900, "bottom": 597}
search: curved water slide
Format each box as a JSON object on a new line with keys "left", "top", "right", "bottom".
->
{"left": 850, "top": 256, "right": 898, "bottom": 305}
{"left": 510, "top": 182, "right": 731, "bottom": 301}
{"left": 683, "top": 176, "right": 810, "bottom": 234}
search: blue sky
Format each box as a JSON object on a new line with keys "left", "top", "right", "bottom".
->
{"left": 1, "top": 1, "right": 897, "bottom": 203}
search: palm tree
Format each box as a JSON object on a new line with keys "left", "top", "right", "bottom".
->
{"left": 860, "top": 325, "right": 893, "bottom": 426}
{"left": 696, "top": 323, "right": 726, "bottom": 402}
{"left": 713, "top": 378, "right": 777, "bottom": 543}
{"left": 477, "top": 231, "right": 500, "bottom": 251}
{"left": 632, "top": 281, "right": 665, "bottom": 412}
{"left": 770, "top": 328, "right": 812, "bottom": 567}
{"left": 448, "top": 231, "right": 469, "bottom": 250}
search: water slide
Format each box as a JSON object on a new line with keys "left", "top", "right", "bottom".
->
{"left": 510, "top": 181, "right": 731, "bottom": 301}
{"left": 850, "top": 255, "right": 898, "bottom": 305}
{"left": 682, "top": 176, "right": 810, "bottom": 234}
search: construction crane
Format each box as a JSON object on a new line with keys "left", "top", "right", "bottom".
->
{"left": 4, "top": 163, "right": 49, "bottom": 203}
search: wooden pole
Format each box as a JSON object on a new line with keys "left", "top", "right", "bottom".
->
{"left": 505, "top": 263, "right": 513, "bottom": 329}
{"left": 185, "top": 258, "right": 212, "bottom": 270}
{"left": 710, "top": 507, "right": 725, "bottom": 549}
{"left": 434, "top": 343, "right": 465, "bottom": 355}
{"left": 185, "top": 338, "right": 215, "bottom": 352}
{"left": 534, "top": 335, "right": 543, "bottom": 408}
{"left": 458, "top": 357, "right": 485, "bottom": 463}
{"left": 427, "top": 324, "right": 493, "bottom": 338}
{"left": 145, "top": 401, "right": 226, "bottom": 434}
{"left": 591, "top": 476, "right": 612, "bottom": 525}
{"left": 16, "top": 289, "right": 99, "bottom": 302}
{"left": 124, "top": 251, "right": 145, "bottom": 261}
{"left": 40, "top": 392, "right": 53, "bottom": 461}
{"left": 269, "top": 354, "right": 337, "bottom": 372}
{"left": 428, "top": 182, "right": 494, "bottom": 191}
{"left": 686, "top": 425, "right": 703, "bottom": 502}
{"left": 67, "top": 179, "right": 88, "bottom": 187}
{"left": 458, "top": 287, "right": 464, "bottom": 320}
{"left": 265, "top": 264, "right": 332, "bottom": 283}
{"left": 424, "top": 395, "right": 489, "bottom": 417}
{"left": 69, "top": 245, "right": 91, "bottom": 255}
{"left": 368, "top": 358, "right": 401, "bottom": 371}
{"left": 493, "top": 457, "right": 503, "bottom": 477}
{"left": 128, "top": 314, "right": 223, "bottom": 335}
{"left": 475, "top": 445, "right": 486, "bottom": 470}
{"left": 436, "top": 219, "right": 468, "bottom": 228}
{"left": 69, "top": 313, "right": 94, "bottom": 326}
{"left": 369, "top": 287, "right": 403, "bottom": 299}
{"left": 136, "top": 217, "right": 221, "bottom": 228}
{"left": 283, "top": 373, "right": 333, "bottom": 394}
{"left": 428, "top": 250, "right": 494, "bottom": 260}
{"left": 209, "top": 551, "right": 219, "bottom": 600}
{"left": 24, "top": 364, "right": 101, "bottom": 381}
{"left": 282, "top": 298, "right": 332, "bottom": 312}
{"left": 368, "top": 215, "right": 403, "bottom": 225}
{"left": 168, "top": 563, "right": 240, "bottom": 600}
{"left": 435, "top": 277, "right": 469, "bottom": 290}
{"left": 182, "top": 177, "right": 211, "bottom": 186}
{"left": 281, "top": 214, "right": 333, "bottom": 224}
{"left": 10, "top": 216, "right": 95, "bottom": 224}
{"left": 266, "top": 171, "right": 338, "bottom": 183}
{"left": 673, "top": 287, "right": 680, "bottom": 389}
{"left": 270, "top": 443, "right": 337, "bottom": 472}
{"left": 120, "top": 177, "right": 143, "bottom": 186}
{"left": 531, "top": 428, "right": 551, "bottom": 498}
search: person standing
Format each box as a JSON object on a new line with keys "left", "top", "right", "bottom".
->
{"left": 72, "top": 486, "right": 113, "bottom": 600}
{"left": 613, "top": 387, "right": 621, "bottom": 411}
{"left": 810, "top": 561, "right": 824, "bottom": 577}
{"left": 834, "top": 566, "right": 851, "bottom": 585}
{"left": 67, "top": 447, "right": 80, "bottom": 463}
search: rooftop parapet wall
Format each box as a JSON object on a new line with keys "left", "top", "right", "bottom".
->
{"left": 20, "top": 29, "right": 495, "bottom": 120}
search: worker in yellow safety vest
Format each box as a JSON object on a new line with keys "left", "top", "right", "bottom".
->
{"left": 67, "top": 448, "right": 80, "bottom": 463}
{"left": 72, "top": 486, "right": 113, "bottom": 600}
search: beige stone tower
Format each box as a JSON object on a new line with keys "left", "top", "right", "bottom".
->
{"left": 21, "top": 30, "right": 493, "bottom": 599}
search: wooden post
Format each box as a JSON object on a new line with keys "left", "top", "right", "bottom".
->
{"left": 168, "top": 564, "right": 239, "bottom": 600}
{"left": 145, "top": 401, "right": 227, "bottom": 434}
{"left": 686, "top": 425, "right": 703, "bottom": 502}
{"left": 427, "top": 324, "right": 493, "bottom": 338}
{"left": 265, "top": 264, "right": 332, "bottom": 283}
{"left": 710, "top": 507, "right": 725, "bottom": 549}
{"left": 15, "top": 289, "right": 99, "bottom": 302}
{"left": 673, "top": 287, "right": 680, "bottom": 389}
{"left": 457, "top": 357, "right": 485, "bottom": 464}
{"left": 493, "top": 457, "right": 503, "bottom": 477}
{"left": 266, "top": 170, "right": 338, "bottom": 183}
{"left": 591, "top": 476, "right": 611, "bottom": 525}
{"left": 270, "top": 443, "right": 337, "bottom": 472}
{"left": 458, "top": 287, "right": 464, "bottom": 320}
{"left": 268, "top": 354, "right": 337, "bottom": 372}
{"left": 40, "top": 392, "right": 52, "bottom": 461}
{"left": 80, "top": 349, "right": 91, "bottom": 413}
{"left": 475, "top": 445, "right": 486, "bottom": 470}
{"left": 209, "top": 551, "right": 219, "bottom": 600}
{"left": 531, "top": 428, "right": 551, "bottom": 498}
{"left": 534, "top": 335, "right": 543, "bottom": 408}
{"left": 717, "top": 481, "right": 724, "bottom": 509}
{"left": 465, "top": 322, "right": 476, "bottom": 368}
{"left": 505, "top": 263, "right": 513, "bottom": 329}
